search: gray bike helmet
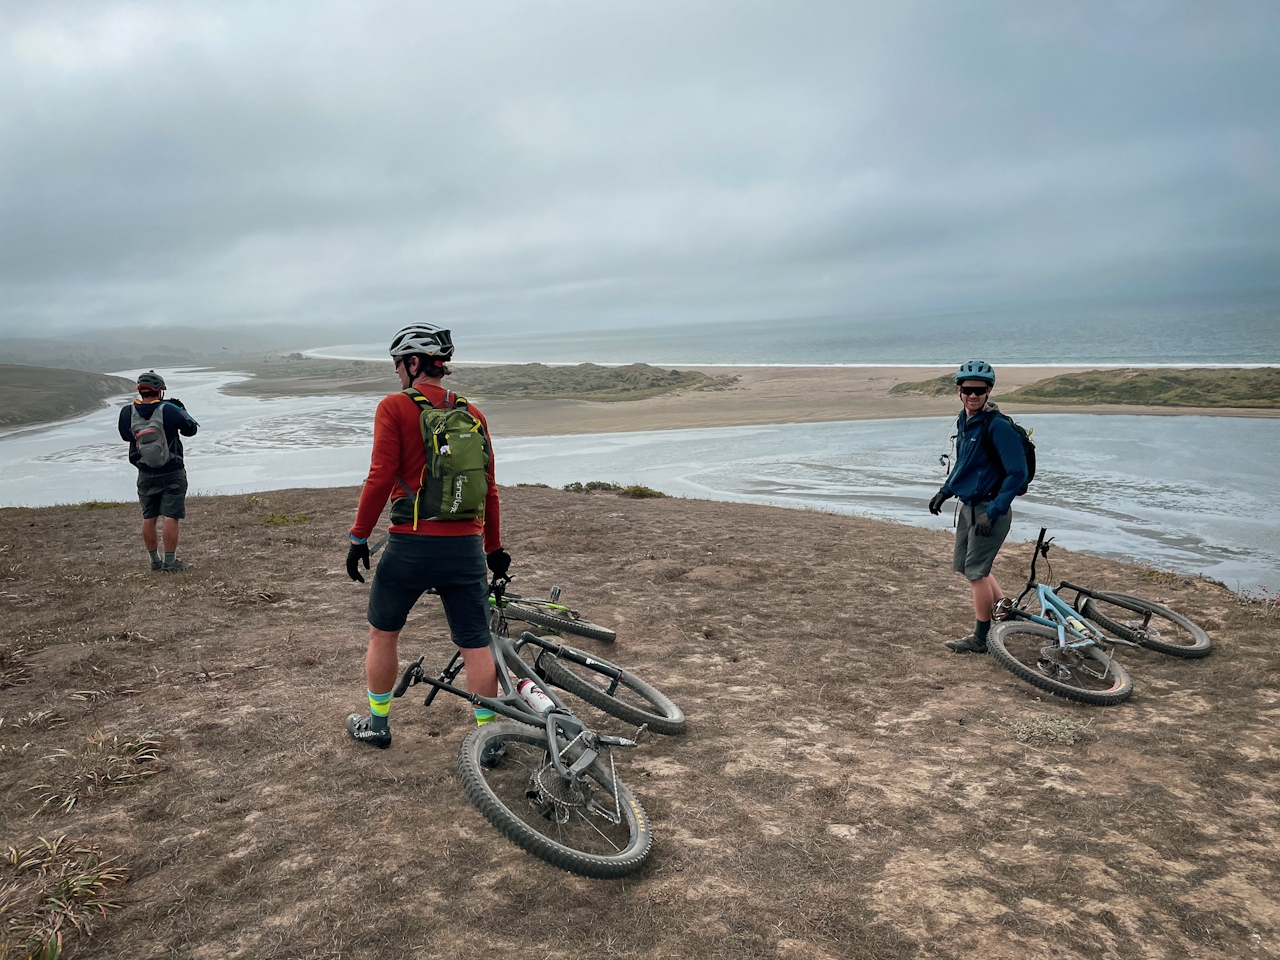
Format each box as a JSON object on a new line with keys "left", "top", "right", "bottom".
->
{"left": 954, "top": 360, "right": 995, "bottom": 385}
{"left": 136, "top": 370, "right": 166, "bottom": 392}
{"left": 389, "top": 324, "right": 454, "bottom": 361}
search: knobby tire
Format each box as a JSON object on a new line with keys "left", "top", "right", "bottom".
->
{"left": 536, "top": 649, "right": 686, "bottom": 736}
{"left": 1074, "top": 592, "right": 1212, "bottom": 658}
{"left": 457, "top": 722, "right": 652, "bottom": 879}
{"left": 988, "top": 621, "right": 1134, "bottom": 706}
{"left": 504, "top": 603, "right": 617, "bottom": 643}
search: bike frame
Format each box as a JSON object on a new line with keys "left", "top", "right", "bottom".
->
{"left": 393, "top": 578, "right": 639, "bottom": 783}
{"left": 1009, "top": 528, "right": 1135, "bottom": 652}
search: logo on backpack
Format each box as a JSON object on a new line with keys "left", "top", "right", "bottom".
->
{"left": 983, "top": 411, "right": 1037, "bottom": 496}
{"left": 393, "top": 389, "right": 491, "bottom": 527}
{"left": 130, "top": 403, "right": 172, "bottom": 468}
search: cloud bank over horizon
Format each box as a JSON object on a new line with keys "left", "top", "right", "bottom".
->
{"left": 2, "top": 1, "right": 1277, "bottom": 340}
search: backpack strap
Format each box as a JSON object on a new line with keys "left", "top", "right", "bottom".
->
{"left": 978, "top": 412, "right": 1008, "bottom": 501}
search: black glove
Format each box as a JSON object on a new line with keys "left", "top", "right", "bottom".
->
{"left": 974, "top": 510, "right": 994, "bottom": 537}
{"left": 928, "top": 491, "right": 951, "bottom": 515}
{"left": 347, "top": 539, "right": 371, "bottom": 582}
{"left": 486, "top": 548, "right": 511, "bottom": 578}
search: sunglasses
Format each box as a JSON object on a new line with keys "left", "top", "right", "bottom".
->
{"left": 959, "top": 385, "right": 990, "bottom": 396}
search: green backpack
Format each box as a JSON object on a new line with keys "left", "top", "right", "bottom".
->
{"left": 393, "top": 388, "right": 492, "bottom": 527}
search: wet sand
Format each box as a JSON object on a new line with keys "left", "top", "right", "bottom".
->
{"left": 472, "top": 365, "right": 1280, "bottom": 437}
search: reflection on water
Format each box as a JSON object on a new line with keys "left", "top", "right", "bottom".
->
{"left": 1, "top": 370, "right": 1277, "bottom": 592}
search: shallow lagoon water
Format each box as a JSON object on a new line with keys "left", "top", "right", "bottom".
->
{"left": 1, "top": 368, "right": 1277, "bottom": 592}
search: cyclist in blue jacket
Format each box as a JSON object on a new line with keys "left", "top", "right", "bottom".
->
{"left": 117, "top": 370, "right": 199, "bottom": 572}
{"left": 928, "top": 360, "right": 1027, "bottom": 653}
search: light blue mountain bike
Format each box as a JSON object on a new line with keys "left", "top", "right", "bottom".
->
{"left": 987, "top": 528, "right": 1212, "bottom": 706}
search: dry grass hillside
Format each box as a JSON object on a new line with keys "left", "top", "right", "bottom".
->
{"left": 1, "top": 487, "right": 1277, "bottom": 959}
{"left": 0, "top": 366, "right": 134, "bottom": 428}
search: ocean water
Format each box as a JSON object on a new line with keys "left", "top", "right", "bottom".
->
{"left": 1, "top": 368, "right": 1277, "bottom": 593}
{"left": 311, "top": 295, "right": 1280, "bottom": 367}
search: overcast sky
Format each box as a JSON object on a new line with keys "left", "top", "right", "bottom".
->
{"left": 2, "top": 1, "right": 1277, "bottom": 340}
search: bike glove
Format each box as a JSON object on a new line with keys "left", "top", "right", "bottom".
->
{"left": 486, "top": 547, "right": 511, "bottom": 578}
{"left": 974, "top": 510, "right": 994, "bottom": 537}
{"left": 347, "top": 539, "right": 371, "bottom": 583}
{"left": 928, "top": 491, "right": 951, "bottom": 515}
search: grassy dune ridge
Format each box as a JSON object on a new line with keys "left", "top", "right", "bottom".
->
{"left": 0, "top": 365, "right": 135, "bottom": 428}
{"left": 218, "top": 356, "right": 738, "bottom": 401}
{"left": 890, "top": 367, "right": 1280, "bottom": 408}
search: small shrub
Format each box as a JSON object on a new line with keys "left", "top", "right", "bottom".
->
{"left": 0, "top": 836, "right": 126, "bottom": 959}
{"left": 563, "top": 481, "right": 622, "bottom": 493}
{"left": 263, "top": 512, "right": 309, "bottom": 527}
{"left": 618, "top": 485, "right": 668, "bottom": 499}
{"left": 1006, "top": 714, "right": 1094, "bottom": 746}
{"left": 1238, "top": 585, "right": 1280, "bottom": 620}
{"left": 515, "top": 483, "right": 550, "bottom": 488}
{"left": 71, "top": 500, "right": 126, "bottom": 511}
{"left": 0, "top": 643, "right": 31, "bottom": 689}
{"left": 31, "top": 734, "right": 162, "bottom": 814}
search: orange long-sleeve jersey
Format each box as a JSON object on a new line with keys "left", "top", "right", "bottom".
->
{"left": 350, "top": 385, "right": 501, "bottom": 553}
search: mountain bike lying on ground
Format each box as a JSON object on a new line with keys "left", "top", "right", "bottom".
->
{"left": 987, "top": 528, "right": 1211, "bottom": 706}
{"left": 372, "top": 534, "right": 616, "bottom": 643}
{"left": 392, "top": 575, "right": 684, "bottom": 878}
{"left": 491, "top": 583, "right": 618, "bottom": 643}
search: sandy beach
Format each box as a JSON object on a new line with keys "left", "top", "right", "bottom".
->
{"left": 220, "top": 362, "right": 1280, "bottom": 438}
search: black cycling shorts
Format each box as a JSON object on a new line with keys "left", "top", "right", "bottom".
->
{"left": 366, "top": 533, "right": 490, "bottom": 647}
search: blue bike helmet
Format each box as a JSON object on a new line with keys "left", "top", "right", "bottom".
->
{"left": 954, "top": 360, "right": 995, "bottom": 385}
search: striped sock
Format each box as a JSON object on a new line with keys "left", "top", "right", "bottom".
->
{"left": 164, "top": 551, "right": 176, "bottom": 566}
{"left": 474, "top": 707, "right": 497, "bottom": 727}
{"left": 368, "top": 690, "right": 391, "bottom": 732}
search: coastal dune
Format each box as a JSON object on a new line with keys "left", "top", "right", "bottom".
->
{"left": 1, "top": 485, "right": 1274, "bottom": 959}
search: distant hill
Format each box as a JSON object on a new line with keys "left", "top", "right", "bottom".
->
{"left": 0, "top": 364, "right": 135, "bottom": 428}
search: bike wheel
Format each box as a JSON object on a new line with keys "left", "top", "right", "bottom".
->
{"left": 457, "top": 722, "right": 652, "bottom": 878}
{"left": 988, "top": 622, "right": 1134, "bottom": 706}
{"left": 1077, "top": 592, "right": 1212, "bottom": 658}
{"left": 505, "top": 603, "right": 617, "bottom": 643}
{"left": 536, "top": 649, "right": 686, "bottom": 735}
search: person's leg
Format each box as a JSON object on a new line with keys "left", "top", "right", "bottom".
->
{"left": 366, "top": 625, "right": 400, "bottom": 694}
{"left": 947, "top": 503, "right": 1010, "bottom": 652}
{"left": 348, "top": 536, "right": 425, "bottom": 747}
{"left": 969, "top": 574, "right": 1004, "bottom": 621}
{"left": 141, "top": 517, "right": 159, "bottom": 552}
{"left": 159, "top": 472, "right": 189, "bottom": 571}
{"left": 138, "top": 474, "right": 163, "bottom": 569}
{"left": 459, "top": 645, "right": 498, "bottom": 698}
{"left": 162, "top": 517, "right": 180, "bottom": 553}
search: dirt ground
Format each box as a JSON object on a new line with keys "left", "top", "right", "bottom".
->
{"left": 1, "top": 486, "right": 1277, "bottom": 959}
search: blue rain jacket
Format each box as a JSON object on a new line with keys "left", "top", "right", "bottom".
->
{"left": 939, "top": 402, "right": 1028, "bottom": 519}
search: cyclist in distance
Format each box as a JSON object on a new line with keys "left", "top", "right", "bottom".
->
{"left": 117, "top": 370, "right": 199, "bottom": 573}
{"left": 927, "top": 360, "right": 1028, "bottom": 654}
{"left": 344, "top": 324, "right": 510, "bottom": 748}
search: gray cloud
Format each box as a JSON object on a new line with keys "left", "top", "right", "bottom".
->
{"left": 2, "top": 1, "right": 1277, "bottom": 340}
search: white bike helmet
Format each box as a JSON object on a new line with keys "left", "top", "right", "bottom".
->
{"left": 389, "top": 324, "right": 454, "bottom": 361}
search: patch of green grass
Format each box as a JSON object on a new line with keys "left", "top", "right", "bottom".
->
{"left": 1006, "top": 713, "right": 1094, "bottom": 746}
{"left": 0, "top": 642, "right": 31, "bottom": 689}
{"left": 263, "top": 512, "right": 308, "bottom": 526}
{"left": 0, "top": 836, "right": 126, "bottom": 960}
{"left": 70, "top": 500, "right": 126, "bottom": 511}
{"left": 888, "top": 374, "right": 955, "bottom": 397}
{"left": 563, "top": 481, "right": 622, "bottom": 493}
{"left": 562, "top": 481, "right": 668, "bottom": 498}
{"left": 31, "top": 734, "right": 162, "bottom": 814}
{"left": 1000, "top": 367, "right": 1280, "bottom": 408}
{"left": 618, "top": 485, "right": 668, "bottom": 499}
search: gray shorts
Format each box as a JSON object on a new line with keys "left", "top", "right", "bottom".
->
{"left": 953, "top": 501, "right": 1012, "bottom": 580}
{"left": 137, "top": 469, "right": 188, "bottom": 520}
